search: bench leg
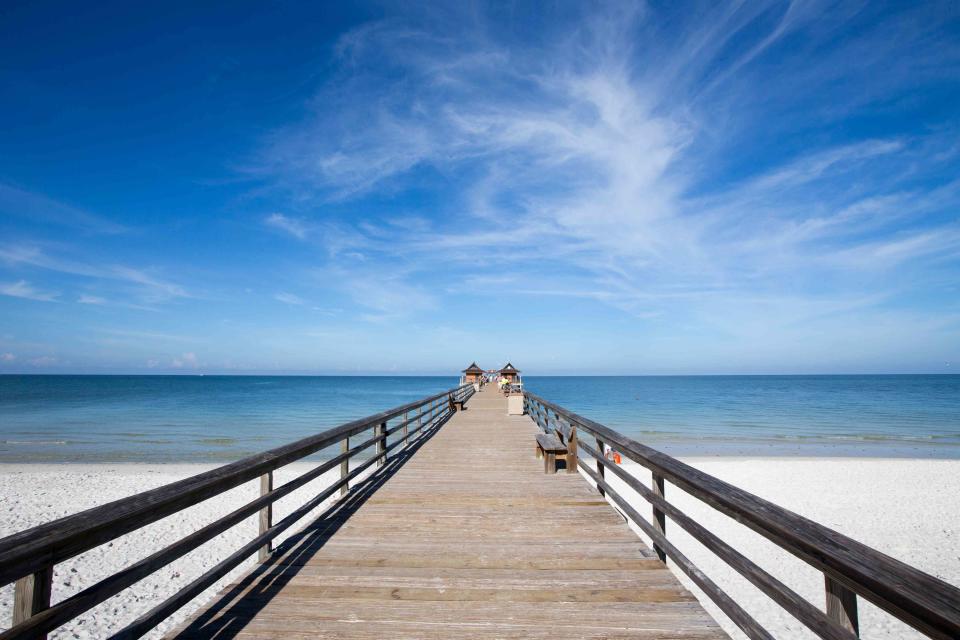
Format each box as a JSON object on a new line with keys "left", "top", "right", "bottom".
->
{"left": 545, "top": 452, "right": 556, "bottom": 474}
{"left": 535, "top": 444, "right": 542, "bottom": 459}
{"left": 566, "top": 452, "right": 576, "bottom": 473}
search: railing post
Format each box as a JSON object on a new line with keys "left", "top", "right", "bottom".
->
{"left": 13, "top": 566, "right": 52, "bottom": 635}
{"left": 595, "top": 437, "right": 605, "bottom": 497}
{"left": 340, "top": 436, "right": 350, "bottom": 497}
{"left": 403, "top": 410, "right": 409, "bottom": 448}
{"left": 376, "top": 421, "right": 386, "bottom": 467}
{"left": 257, "top": 471, "right": 273, "bottom": 562}
{"left": 652, "top": 473, "right": 667, "bottom": 563}
{"left": 825, "top": 575, "right": 859, "bottom": 636}
{"left": 567, "top": 423, "right": 578, "bottom": 474}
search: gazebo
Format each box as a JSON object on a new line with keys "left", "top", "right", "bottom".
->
{"left": 461, "top": 362, "right": 484, "bottom": 384}
{"left": 498, "top": 362, "right": 521, "bottom": 383}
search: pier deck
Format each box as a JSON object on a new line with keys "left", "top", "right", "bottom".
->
{"left": 168, "top": 387, "right": 725, "bottom": 639}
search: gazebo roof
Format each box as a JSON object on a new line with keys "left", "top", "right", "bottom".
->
{"left": 462, "top": 362, "right": 484, "bottom": 374}
{"left": 499, "top": 362, "right": 520, "bottom": 374}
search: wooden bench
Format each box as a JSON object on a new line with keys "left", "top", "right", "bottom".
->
{"left": 534, "top": 420, "right": 577, "bottom": 474}
{"left": 448, "top": 397, "right": 466, "bottom": 412}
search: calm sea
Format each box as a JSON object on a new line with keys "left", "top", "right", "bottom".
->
{"left": 1, "top": 375, "right": 958, "bottom": 463}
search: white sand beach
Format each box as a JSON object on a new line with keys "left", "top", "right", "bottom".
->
{"left": 601, "top": 457, "right": 960, "bottom": 639}
{"left": 1, "top": 457, "right": 958, "bottom": 639}
{"left": 0, "top": 463, "right": 349, "bottom": 639}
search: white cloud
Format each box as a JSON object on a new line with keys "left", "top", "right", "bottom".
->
{"left": 28, "top": 356, "right": 57, "bottom": 366}
{"left": 265, "top": 213, "right": 308, "bottom": 239}
{"left": 0, "top": 183, "right": 126, "bottom": 234}
{"left": 274, "top": 292, "right": 305, "bottom": 305}
{"left": 171, "top": 352, "right": 199, "bottom": 369}
{"left": 77, "top": 294, "right": 107, "bottom": 305}
{"left": 0, "top": 245, "right": 189, "bottom": 303}
{"left": 249, "top": 3, "right": 960, "bottom": 341}
{"left": 0, "top": 280, "right": 58, "bottom": 301}
{"left": 0, "top": 353, "right": 15, "bottom": 362}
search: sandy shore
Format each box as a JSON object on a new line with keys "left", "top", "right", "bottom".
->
{"left": 600, "top": 457, "right": 960, "bottom": 639}
{"left": 0, "top": 462, "right": 349, "bottom": 639}
{"left": 1, "top": 458, "right": 958, "bottom": 639}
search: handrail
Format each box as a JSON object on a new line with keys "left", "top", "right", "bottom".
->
{"left": 0, "top": 382, "right": 473, "bottom": 639}
{"left": 524, "top": 390, "right": 960, "bottom": 640}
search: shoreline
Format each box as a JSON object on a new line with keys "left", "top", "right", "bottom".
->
{"left": 1, "top": 457, "right": 957, "bottom": 638}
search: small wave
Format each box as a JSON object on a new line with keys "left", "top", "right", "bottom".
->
{"left": 3, "top": 440, "right": 68, "bottom": 445}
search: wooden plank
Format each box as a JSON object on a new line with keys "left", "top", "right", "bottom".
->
{"left": 826, "top": 574, "right": 859, "bottom": 636}
{"left": 258, "top": 472, "right": 273, "bottom": 562}
{"left": 339, "top": 437, "right": 349, "bottom": 497}
{"left": 577, "top": 440, "right": 857, "bottom": 640}
{"left": 535, "top": 433, "right": 566, "bottom": 452}
{"left": 652, "top": 472, "right": 666, "bottom": 563}
{"left": 12, "top": 567, "right": 52, "bottom": 634}
{"left": 166, "top": 385, "right": 726, "bottom": 640}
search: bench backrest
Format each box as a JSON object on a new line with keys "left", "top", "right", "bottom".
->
{"left": 551, "top": 417, "right": 575, "bottom": 446}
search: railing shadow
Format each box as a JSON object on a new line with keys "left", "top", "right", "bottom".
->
{"left": 170, "top": 410, "right": 455, "bottom": 639}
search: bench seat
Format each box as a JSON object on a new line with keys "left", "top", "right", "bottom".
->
{"left": 535, "top": 433, "right": 566, "bottom": 453}
{"left": 535, "top": 432, "right": 571, "bottom": 474}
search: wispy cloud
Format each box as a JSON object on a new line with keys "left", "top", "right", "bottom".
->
{"left": 274, "top": 291, "right": 305, "bottom": 305}
{"left": 0, "top": 245, "right": 189, "bottom": 304}
{"left": 0, "top": 183, "right": 126, "bottom": 234}
{"left": 171, "top": 352, "right": 199, "bottom": 369}
{"left": 252, "top": 2, "right": 960, "bottom": 335}
{"left": 0, "top": 280, "right": 59, "bottom": 301}
{"left": 265, "top": 213, "right": 308, "bottom": 239}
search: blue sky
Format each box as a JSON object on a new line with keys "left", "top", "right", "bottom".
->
{"left": 1, "top": 1, "right": 959, "bottom": 375}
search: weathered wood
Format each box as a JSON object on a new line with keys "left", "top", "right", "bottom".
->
{"left": 579, "top": 459, "right": 773, "bottom": 640}
{"left": 113, "top": 413, "right": 455, "bottom": 640}
{"left": 544, "top": 451, "right": 557, "bottom": 474}
{"left": 0, "top": 440, "right": 392, "bottom": 640}
{"left": 595, "top": 436, "right": 606, "bottom": 497}
{"left": 258, "top": 472, "right": 273, "bottom": 562}
{"left": 340, "top": 437, "right": 349, "bottom": 497}
{"left": 376, "top": 422, "right": 386, "bottom": 468}
{"left": 165, "top": 386, "right": 724, "bottom": 640}
{"left": 652, "top": 472, "right": 666, "bottom": 563}
{"left": 826, "top": 574, "right": 859, "bottom": 636}
{"left": 0, "top": 385, "right": 473, "bottom": 588}
{"left": 12, "top": 567, "right": 51, "bottom": 633}
{"left": 576, "top": 440, "right": 857, "bottom": 640}
{"left": 566, "top": 423, "right": 578, "bottom": 474}
{"left": 535, "top": 433, "right": 566, "bottom": 452}
{"left": 403, "top": 411, "right": 409, "bottom": 448}
{"left": 526, "top": 391, "right": 960, "bottom": 640}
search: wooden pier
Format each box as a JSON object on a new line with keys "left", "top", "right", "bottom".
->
{"left": 2, "top": 379, "right": 959, "bottom": 640}
{"left": 167, "top": 385, "right": 724, "bottom": 639}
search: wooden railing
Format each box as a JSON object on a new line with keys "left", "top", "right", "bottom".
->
{"left": 0, "top": 383, "right": 474, "bottom": 640}
{"left": 524, "top": 391, "right": 960, "bottom": 640}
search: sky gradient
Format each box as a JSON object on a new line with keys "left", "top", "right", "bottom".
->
{"left": 1, "top": 1, "right": 959, "bottom": 374}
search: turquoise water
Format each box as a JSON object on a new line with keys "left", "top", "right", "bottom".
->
{"left": 1, "top": 375, "right": 959, "bottom": 462}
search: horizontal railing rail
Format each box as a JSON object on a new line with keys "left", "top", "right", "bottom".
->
{"left": 0, "top": 383, "right": 474, "bottom": 640}
{"left": 524, "top": 391, "right": 960, "bottom": 640}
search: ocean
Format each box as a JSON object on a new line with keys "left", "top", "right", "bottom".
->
{"left": 1, "top": 375, "right": 959, "bottom": 463}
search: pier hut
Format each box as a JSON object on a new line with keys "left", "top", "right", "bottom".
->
{"left": 498, "top": 361, "right": 521, "bottom": 384}
{"left": 460, "top": 362, "right": 484, "bottom": 386}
